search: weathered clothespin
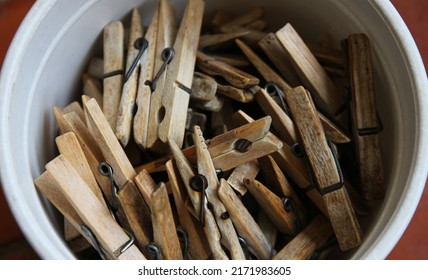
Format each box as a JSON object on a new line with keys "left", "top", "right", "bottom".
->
{"left": 218, "top": 179, "right": 272, "bottom": 259}
{"left": 166, "top": 160, "right": 210, "bottom": 260}
{"left": 206, "top": 52, "right": 250, "bottom": 67}
{"left": 103, "top": 21, "right": 125, "bottom": 130}
{"left": 235, "top": 39, "right": 291, "bottom": 92}
{"left": 116, "top": 8, "right": 146, "bottom": 146}
{"left": 150, "top": 183, "right": 183, "bottom": 260}
{"left": 196, "top": 51, "right": 260, "bottom": 89}
{"left": 133, "top": 6, "right": 160, "bottom": 149}
{"left": 83, "top": 98, "right": 153, "bottom": 252}
{"left": 168, "top": 138, "right": 228, "bottom": 260}
{"left": 86, "top": 57, "right": 104, "bottom": 79}
{"left": 148, "top": 0, "right": 205, "bottom": 152}
{"left": 45, "top": 155, "right": 145, "bottom": 260}
{"left": 243, "top": 178, "right": 298, "bottom": 236}
{"left": 190, "top": 76, "right": 217, "bottom": 101}
{"left": 258, "top": 155, "right": 307, "bottom": 228}
{"left": 259, "top": 33, "right": 301, "bottom": 87}
{"left": 276, "top": 23, "right": 346, "bottom": 121}
{"left": 193, "top": 125, "right": 246, "bottom": 260}
{"left": 273, "top": 215, "right": 334, "bottom": 260}
{"left": 255, "top": 87, "right": 297, "bottom": 145}
{"left": 137, "top": 115, "right": 283, "bottom": 173}
{"left": 343, "top": 33, "right": 384, "bottom": 200}
{"left": 284, "top": 86, "right": 362, "bottom": 250}
{"left": 146, "top": 0, "right": 178, "bottom": 151}
{"left": 231, "top": 110, "right": 328, "bottom": 217}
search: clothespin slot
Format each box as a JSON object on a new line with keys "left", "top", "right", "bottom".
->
{"left": 283, "top": 86, "right": 362, "bottom": 251}
{"left": 343, "top": 33, "right": 384, "bottom": 200}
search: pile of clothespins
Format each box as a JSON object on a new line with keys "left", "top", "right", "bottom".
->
{"left": 34, "top": 0, "right": 384, "bottom": 260}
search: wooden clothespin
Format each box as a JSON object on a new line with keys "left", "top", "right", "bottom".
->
{"left": 235, "top": 39, "right": 291, "bottom": 92}
{"left": 137, "top": 115, "right": 282, "bottom": 173}
{"left": 133, "top": 6, "right": 160, "bottom": 149}
{"left": 146, "top": 0, "right": 177, "bottom": 151}
{"left": 83, "top": 98, "right": 153, "bottom": 252}
{"left": 103, "top": 21, "right": 125, "bottom": 130}
{"left": 273, "top": 215, "right": 334, "bottom": 260}
{"left": 231, "top": 110, "right": 329, "bottom": 217}
{"left": 55, "top": 132, "right": 106, "bottom": 207}
{"left": 258, "top": 155, "right": 307, "bottom": 227}
{"left": 193, "top": 125, "right": 246, "bottom": 260}
{"left": 259, "top": 33, "right": 302, "bottom": 87}
{"left": 318, "top": 111, "right": 351, "bottom": 144}
{"left": 243, "top": 178, "right": 298, "bottom": 236}
{"left": 191, "top": 95, "right": 224, "bottom": 113}
{"left": 165, "top": 160, "right": 210, "bottom": 260}
{"left": 196, "top": 51, "right": 260, "bottom": 89}
{"left": 205, "top": 52, "right": 250, "bottom": 67}
{"left": 256, "top": 211, "right": 278, "bottom": 256}
{"left": 45, "top": 155, "right": 145, "bottom": 260}
{"left": 226, "top": 160, "right": 259, "bottom": 196}
{"left": 255, "top": 87, "right": 297, "bottom": 145}
{"left": 148, "top": 0, "right": 205, "bottom": 151}
{"left": 284, "top": 86, "right": 362, "bottom": 250}
{"left": 168, "top": 138, "right": 228, "bottom": 260}
{"left": 53, "top": 110, "right": 113, "bottom": 203}
{"left": 150, "top": 183, "right": 183, "bottom": 260}
{"left": 116, "top": 8, "right": 145, "bottom": 146}
{"left": 218, "top": 179, "right": 272, "bottom": 260}
{"left": 343, "top": 33, "right": 384, "bottom": 200}
{"left": 275, "top": 23, "right": 346, "bottom": 121}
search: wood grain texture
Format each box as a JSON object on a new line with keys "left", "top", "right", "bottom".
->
{"left": 103, "top": 21, "right": 124, "bottom": 130}
{"left": 218, "top": 179, "right": 272, "bottom": 259}
{"left": 227, "top": 160, "right": 259, "bottom": 196}
{"left": 116, "top": 8, "right": 144, "bottom": 146}
{"left": 134, "top": 6, "right": 159, "bottom": 149}
{"left": 284, "top": 86, "right": 362, "bottom": 250}
{"left": 346, "top": 33, "right": 384, "bottom": 200}
{"left": 166, "top": 160, "right": 210, "bottom": 260}
{"left": 84, "top": 98, "right": 136, "bottom": 188}
{"left": 150, "top": 183, "right": 182, "bottom": 260}
{"left": 273, "top": 215, "right": 333, "bottom": 260}
{"left": 276, "top": 23, "right": 344, "bottom": 116}
{"left": 46, "top": 155, "right": 145, "bottom": 260}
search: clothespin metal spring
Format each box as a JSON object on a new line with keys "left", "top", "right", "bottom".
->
{"left": 145, "top": 47, "right": 175, "bottom": 92}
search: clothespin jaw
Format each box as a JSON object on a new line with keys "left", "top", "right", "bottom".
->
{"left": 283, "top": 86, "right": 362, "bottom": 251}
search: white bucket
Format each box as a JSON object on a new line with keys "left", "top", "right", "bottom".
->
{"left": 0, "top": 0, "right": 427, "bottom": 260}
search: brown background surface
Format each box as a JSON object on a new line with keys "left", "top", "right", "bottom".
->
{"left": 0, "top": 0, "right": 426, "bottom": 260}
